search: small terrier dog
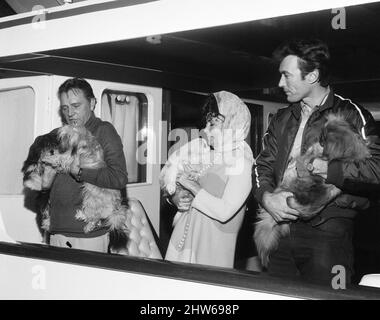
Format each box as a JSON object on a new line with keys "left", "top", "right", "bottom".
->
{"left": 254, "top": 114, "right": 371, "bottom": 267}
{"left": 22, "top": 125, "right": 130, "bottom": 251}
{"left": 159, "top": 137, "right": 211, "bottom": 225}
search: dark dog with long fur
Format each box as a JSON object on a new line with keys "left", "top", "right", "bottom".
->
{"left": 254, "top": 114, "right": 371, "bottom": 267}
{"left": 22, "top": 125, "right": 130, "bottom": 253}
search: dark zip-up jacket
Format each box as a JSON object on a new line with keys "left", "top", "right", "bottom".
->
{"left": 253, "top": 90, "right": 380, "bottom": 222}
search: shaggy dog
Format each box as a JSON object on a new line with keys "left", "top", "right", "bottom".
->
{"left": 22, "top": 125, "right": 130, "bottom": 252}
{"left": 254, "top": 114, "right": 371, "bottom": 267}
{"left": 22, "top": 130, "right": 60, "bottom": 193}
{"left": 159, "top": 137, "right": 211, "bottom": 225}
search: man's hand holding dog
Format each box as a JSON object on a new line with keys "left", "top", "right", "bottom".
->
{"left": 262, "top": 191, "right": 300, "bottom": 223}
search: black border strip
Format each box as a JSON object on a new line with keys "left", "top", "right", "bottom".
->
{"left": 1, "top": 241, "right": 380, "bottom": 300}
{"left": 0, "top": 0, "right": 158, "bottom": 30}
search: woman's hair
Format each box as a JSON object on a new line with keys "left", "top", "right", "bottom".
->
{"left": 200, "top": 94, "right": 219, "bottom": 128}
{"left": 273, "top": 38, "right": 331, "bottom": 87}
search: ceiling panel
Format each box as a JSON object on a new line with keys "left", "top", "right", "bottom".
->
{"left": 1, "top": 2, "right": 380, "bottom": 102}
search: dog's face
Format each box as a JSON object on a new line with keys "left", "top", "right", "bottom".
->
{"left": 320, "top": 114, "right": 370, "bottom": 161}
{"left": 58, "top": 125, "right": 101, "bottom": 158}
{"left": 290, "top": 113, "right": 371, "bottom": 218}
{"left": 296, "top": 114, "right": 370, "bottom": 178}
{"left": 58, "top": 125, "right": 83, "bottom": 154}
{"left": 22, "top": 132, "right": 60, "bottom": 172}
{"left": 23, "top": 147, "right": 60, "bottom": 191}
{"left": 40, "top": 148, "right": 72, "bottom": 172}
{"left": 22, "top": 131, "right": 61, "bottom": 189}
{"left": 160, "top": 138, "right": 211, "bottom": 195}
{"left": 29, "top": 126, "right": 84, "bottom": 172}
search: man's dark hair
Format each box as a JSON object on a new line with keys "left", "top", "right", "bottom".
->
{"left": 273, "top": 39, "right": 331, "bottom": 87}
{"left": 58, "top": 77, "right": 96, "bottom": 101}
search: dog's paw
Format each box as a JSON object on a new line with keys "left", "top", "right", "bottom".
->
{"left": 24, "top": 174, "right": 42, "bottom": 191}
{"left": 75, "top": 210, "right": 87, "bottom": 221}
{"left": 83, "top": 222, "right": 96, "bottom": 233}
{"left": 41, "top": 217, "right": 50, "bottom": 231}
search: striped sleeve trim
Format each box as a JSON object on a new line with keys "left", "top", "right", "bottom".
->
{"left": 334, "top": 94, "right": 367, "bottom": 139}
{"left": 254, "top": 132, "right": 270, "bottom": 189}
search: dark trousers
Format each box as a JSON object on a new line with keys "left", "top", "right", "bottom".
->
{"left": 267, "top": 217, "right": 354, "bottom": 285}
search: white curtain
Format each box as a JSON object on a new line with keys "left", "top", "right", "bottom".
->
{"left": 101, "top": 93, "right": 139, "bottom": 183}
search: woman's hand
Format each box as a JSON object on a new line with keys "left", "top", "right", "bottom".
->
{"left": 170, "top": 188, "right": 194, "bottom": 212}
{"left": 182, "top": 163, "right": 200, "bottom": 181}
{"left": 177, "top": 173, "right": 202, "bottom": 197}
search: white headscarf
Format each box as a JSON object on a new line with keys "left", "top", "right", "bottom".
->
{"left": 212, "top": 91, "right": 255, "bottom": 169}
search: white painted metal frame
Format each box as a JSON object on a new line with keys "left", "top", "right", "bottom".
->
{"left": 0, "top": 253, "right": 299, "bottom": 299}
{"left": 0, "top": 0, "right": 378, "bottom": 58}
{"left": 0, "top": 75, "right": 51, "bottom": 244}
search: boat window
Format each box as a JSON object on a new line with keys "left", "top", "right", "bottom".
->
{"left": 101, "top": 90, "right": 148, "bottom": 184}
{"left": 0, "top": 86, "right": 35, "bottom": 195}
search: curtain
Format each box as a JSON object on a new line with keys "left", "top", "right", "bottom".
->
{"left": 101, "top": 93, "right": 139, "bottom": 183}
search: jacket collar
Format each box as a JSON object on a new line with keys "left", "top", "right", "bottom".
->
{"left": 290, "top": 88, "right": 335, "bottom": 120}
{"left": 290, "top": 103, "right": 302, "bottom": 120}
{"left": 84, "top": 112, "right": 99, "bottom": 133}
{"left": 318, "top": 88, "right": 335, "bottom": 113}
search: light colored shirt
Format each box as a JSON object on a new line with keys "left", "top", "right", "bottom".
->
{"left": 282, "top": 90, "right": 330, "bottom": 184}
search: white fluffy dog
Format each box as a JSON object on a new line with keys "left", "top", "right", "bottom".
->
{"left": 22, "top": 125, "right": 130, "bottom": 245}
{"left": 159, "top": 138, "right": 211, "bottom": 224}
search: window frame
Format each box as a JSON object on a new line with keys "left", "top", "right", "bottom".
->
{"left": 100, "top": 88, "right": 149, "bottom": 185}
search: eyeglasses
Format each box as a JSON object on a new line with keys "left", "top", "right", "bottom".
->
{"left": 205, "top": 112, "right": 225, "bottom": 125}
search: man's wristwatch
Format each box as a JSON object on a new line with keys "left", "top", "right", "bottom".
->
{"left": 306, "top": 162, "right": 314, "bottom": 172}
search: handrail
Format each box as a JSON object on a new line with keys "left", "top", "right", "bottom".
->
{"left": 1, "top": 241, "right": 380, "bottom": 300}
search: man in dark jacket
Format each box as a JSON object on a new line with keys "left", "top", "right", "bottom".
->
{"left": 253, "top": 39, "right": 380, "bottom": 284}
{"left": 37, "top": 78, "right": 128, "bottom": 252}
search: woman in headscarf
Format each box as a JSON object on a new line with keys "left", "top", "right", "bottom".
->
{"left": 165, "top": 91, "right": 254, "bottom": 268}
